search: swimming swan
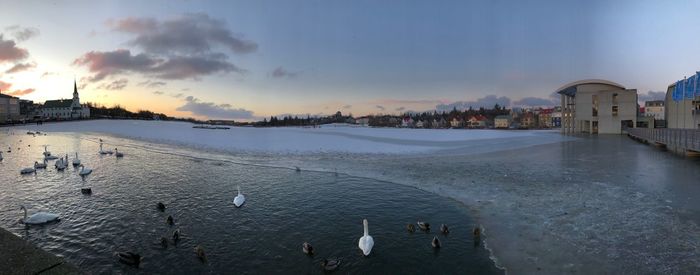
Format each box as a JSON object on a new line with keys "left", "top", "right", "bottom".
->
{"left": 233, "top": 186, "right": 246, "bottom": 207}
{"left": 78, "top": 165, "right": 92, "bottom": 176}
{"left": 20, "top": 167, "right": 36, "bottom": 174}
{"left": 34, "top": 160, "right": 47, "bottom": 169}
{"left": 72, "top": 153, "right": 81, "bottom": 166}
{"left": 358, "top": 219, "right": 374, "bottom": 256}
{"left": 19, "top": 205, "right": 59, "bottom": 225}
{"left": 115, "top": 148, "right": 124, "bottom": 158}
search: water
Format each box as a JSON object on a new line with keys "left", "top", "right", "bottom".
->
{"left": 0, "top": 132, "right": 502, "bottom": 274}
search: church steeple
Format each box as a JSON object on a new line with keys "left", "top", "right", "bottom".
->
{"left": 73, "top": 79, "right": 78, "bottom": 97}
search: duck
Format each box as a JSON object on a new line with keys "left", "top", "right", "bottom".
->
{"left": 7, "top": 146, "right": 11, "bottom": 153}
{"left": 78, "top": 165, "right": 92, "bottom": 176}
{"left": 0, "top": 151, "right": 3, "bottom": 161}
{"left": 432, "top": 236, "right": 441, "bottom": 248}
{"left": 115, "top": 252, "right": 142, "bottom": 267}
{"left": 72, "top": 153, "right": 81, "bottom": 166}
{"left": 440, "top": 224, "right": 450, "bottom": 235}
{"left": 321, "top": 258, "right": 341, "bottom": 271}
{"left": 115, "top": 148, "right": 124, "bottom": 158}
{"left": 160, "top": 237, "right": 168, "bottom": 248}
{"left": 233, "top": 186, "right": 245, "bottom": 207}
{"left": 20, "top": 167, "right": 36, "bottom": 174}
{"left": 34, "top": 160, "right": 47, "bottom": 169}
{"left": 358, "top": 219, "right": 374, "bottom": 256}
{"left": 157, "top": 202, "right": 166, "bottom": 211}
{"left": 172, "top": 229, "right": 181, "bottom": 242}
{"left": 302, "top": 242, "right": 314, "bottom": 255}
{"left": 81, "top": 188, "right": 92, "bottom": 195}
{"left": 407, "top": 223, "right": 416, "bottom": 233}
{"left": 19, "top": 205, "right": 59, "bottom": 225}
{"left": 166, "top": 215, "right": 174, "bottom": 226}
{"left": 194, "top": 245, "right": 206, "bottom": 262}
{"left": 295, "top": 166, "right": 301, "bottom": 172}
{"left": 417, "top": 221, "right": 430, "bottom": 231}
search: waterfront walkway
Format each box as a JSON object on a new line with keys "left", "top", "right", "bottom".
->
{"left": 0, "top": 228, "right": 81, "bottom": 275}
{"left": 628, "top": 128, "right": 700, "bottom": 154}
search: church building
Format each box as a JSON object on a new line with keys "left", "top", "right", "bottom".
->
{"left": 42, "top": 80, "right": 91, "bottom": 119}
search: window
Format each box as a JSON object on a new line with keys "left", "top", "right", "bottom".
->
{"left": 612, "top": 93, "right": 618, "bottom": 105}
{"left": 612, "top": 106, "right": 618, "bottom": 116}
{"left": 592, "top": 95, "right": 598, "bottom": 117}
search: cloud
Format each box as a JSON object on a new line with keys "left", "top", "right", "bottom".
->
{"left": 138, "top": 80, "right": 166, "bottom": 88}
{"left": 108, "top": 13, "right": 257, "bottom": 55}
{"left": 395, "top": 106, "right": 405, "bottom": 111}
{"left": 270, "top": 66, "right": 299, "bottom": 78}
{"left": 0, "top": 35, "right": 29, "bottom": 64}
{"left": 170, "top": 93, "right": 184, "bottom": 98}
{"left": 73, "top": 49, "right": 243, "bottom": 81}
{"left": 436, "top": 95, "right": 511, "bottom": 111}
{"left": 638, "top": 91, "right": 666, "bottom": 102}
{"left": 0, "top": 80, "right": 35, "bottom": 96}
{"left": 376, "top": 105, "right": 385, "bottom": 111}
{"left": 40, "top": 71, "right": 58, "bottom": 78}
{"left": 342, "top": 104, "right": 352, "bottom": 109}
{"left": 5, "top": 62, "right": 36, "bottom": 73}
{"left": 98, "top": 78, "right": 128, "bottom": 90}
{"left": 152, "top": 90, "right": 164, "bottom": 95}
{"left": 5, "top": 88, "right": 35, "bottom": 96}
{"left": 371, "top": 99, "right": 442, "bottom": 105}
{"left": 4, "top": 25, "right": 39, "bottom": 41}
{"left": 175, "top": 95, "right": 254, "bottom": 119}
{"left": 512, "top": 96, "right": 557, "bottom": 107}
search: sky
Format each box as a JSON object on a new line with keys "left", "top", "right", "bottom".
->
{"left": 0, "top": 0, "right": 699, "bottom": 121}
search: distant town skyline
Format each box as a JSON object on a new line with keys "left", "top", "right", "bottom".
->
{"left": 1, "top": 0, "right": 698, "bottom": 120}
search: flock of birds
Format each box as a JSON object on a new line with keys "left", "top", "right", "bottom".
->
{"left": 4, "top": 131, "right": 485, "bottom": 272}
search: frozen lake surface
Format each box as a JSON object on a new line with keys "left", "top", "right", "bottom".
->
{"left": 3, "top": 120, "right": 699, "bottom": 274}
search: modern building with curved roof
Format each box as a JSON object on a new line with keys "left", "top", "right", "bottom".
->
{"left": 557, "top": 79, "right": 637, "bottom": 134}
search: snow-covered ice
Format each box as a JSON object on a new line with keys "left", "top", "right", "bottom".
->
{"left": 9, "top": 120, "right": 568, "bottom": 154}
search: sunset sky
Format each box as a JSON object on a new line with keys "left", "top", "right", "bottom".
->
{"left": 1, "top": 0, "right": 700, "bottom": 120}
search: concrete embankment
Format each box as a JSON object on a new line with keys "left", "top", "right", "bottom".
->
{"left": 0, "top": 227, "right": 81, "bottom": 275}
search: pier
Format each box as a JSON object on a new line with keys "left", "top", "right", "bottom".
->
{"left": 0, "top": 227, "right": 81, "bottom": 275}
{"left": 627, "top": 128, "right": 700, "bottom": 155}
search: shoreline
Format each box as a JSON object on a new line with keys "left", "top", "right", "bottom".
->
{"left": 0, "top": 227, "right": 81, "bottom": 274}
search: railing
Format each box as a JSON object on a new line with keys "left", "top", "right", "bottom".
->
{"left": 627, "top": 128, "right": 700, "bottom": 152}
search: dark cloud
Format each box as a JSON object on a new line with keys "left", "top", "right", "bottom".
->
{"left": 99, "top": 78, "right": 128, "bottom": 90}
{"left": 342, "top": 104, "right": 352, "bottom": 109}
{"left": 512, "top": 96, "right": 557, "bottom": 107}
{"left": 0, "top": 35, "right": 29, "bottom": 63}
{"left": 108, "top": 13, "right": 257, "bottom": 55}
{"left": 4, "top": 25, "right": 39, "bottom": 42}
{"left": 5, "top": 62, "right": 35, "bottom": 73}
{"left": 152, "top": 90, "right": 164, "bottom": 95}
{"left": 638, "top": 91, "right": 666, "bottom": 102}
{"left": 271, "top": 67, "right": 299, "bottom": 78}
{"left": 436, "top": 95, "right": 511, "bottom": 111}
{"left": 376, "top": 105, "right": 385, "bottom": 111}
{"left": 73, "top": 49, "right": 243, "bottom": 81}
{"left": 138, "top": 80, "right": 166, "bottom": 88}
{"left": 176, "top": 95, "right": 254, "bottom": 119}
{"left": 395, "top": 106, "right": 406, "bottom": 111}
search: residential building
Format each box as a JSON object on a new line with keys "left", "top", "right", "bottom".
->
{"left": 42, "top": 80, "right": 91, "bottom": 119}
{"left": 521, "top": 112, "right": 536, "bottom": 128}
{"left": 449, "top": 117, "right": 463, "bottom": 128}
{"left": 558, "top": 79, "right": 637, "bottom": 134}
{"left": 551, "top": 108, "right": 562, "bottom": 127}
{"left": 415, "top": 120, "right": 424, "bottom": 128}
{"left": 494, "top": 115, "right": 511, "bottom": 129}
{"left": 0, "top": 92, "right": 20, "bottom": 122}
{"left": 538, "top": 108, "right": 554, "bottom": 128}
{"left": 356, "top": 116, "right": 370, "bottom": 126}
{"left": 401, "top": 117, "right": 414, "bottom": 128}
{"left": 644, "top": 100, "right": 665, "bottom": 120}
{"left": 467, "top": 115, "right": 487, "bottom": 128}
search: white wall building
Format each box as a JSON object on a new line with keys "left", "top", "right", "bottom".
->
{"left": 665, "top": 83, "right": 699, "bottom": 129}
{"left": 644, "top": 100, "right": 665, "bottom": 120}
{"left": 42, "top": 80, "right": 90, "bottom": 119}
{"left": 558, "top": 79, "right": 637, "bottom": 134}
{"left": 0, "top": 93, "right": 20, "bottom": 122}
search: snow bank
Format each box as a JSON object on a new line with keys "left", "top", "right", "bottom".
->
{"left": 10, "top": 120, "right": 567, "bottom": 154}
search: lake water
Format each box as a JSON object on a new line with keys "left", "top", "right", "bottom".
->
{"left": 0, "top": 132, "right": 503, "bottom": 274}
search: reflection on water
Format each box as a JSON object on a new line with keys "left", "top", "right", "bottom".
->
{"left": 0, "top": 132, "right": 502, "bottom": 274}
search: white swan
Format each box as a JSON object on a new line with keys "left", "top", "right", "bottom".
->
{"left": 20, "top": 167, "right": 36, "bottom": 174}
{"left": 99, "top": 143, "right": 113, "bottom": 155}
{"left": 78, "top": 165, "right": 92, "bottom": 176}
{"left": 233, "top": 186, "right": 246, "bottom": 207}
{"left": 358, "top": 219, "right": 374, "bottom": 256}
{"left": 115, "top": 148, "right": 124, "bottom": 158}
{"left": 42, "top": 145, "right": 51, "bottom": 157}
{"left": 19, "top": 205, "right": 59, "bottom": 225}
{"left": 55, "top": 157, "right": 66, "bottom": 171}
{"left": 72, "top": 152, "right": 81, "bottom": 166}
